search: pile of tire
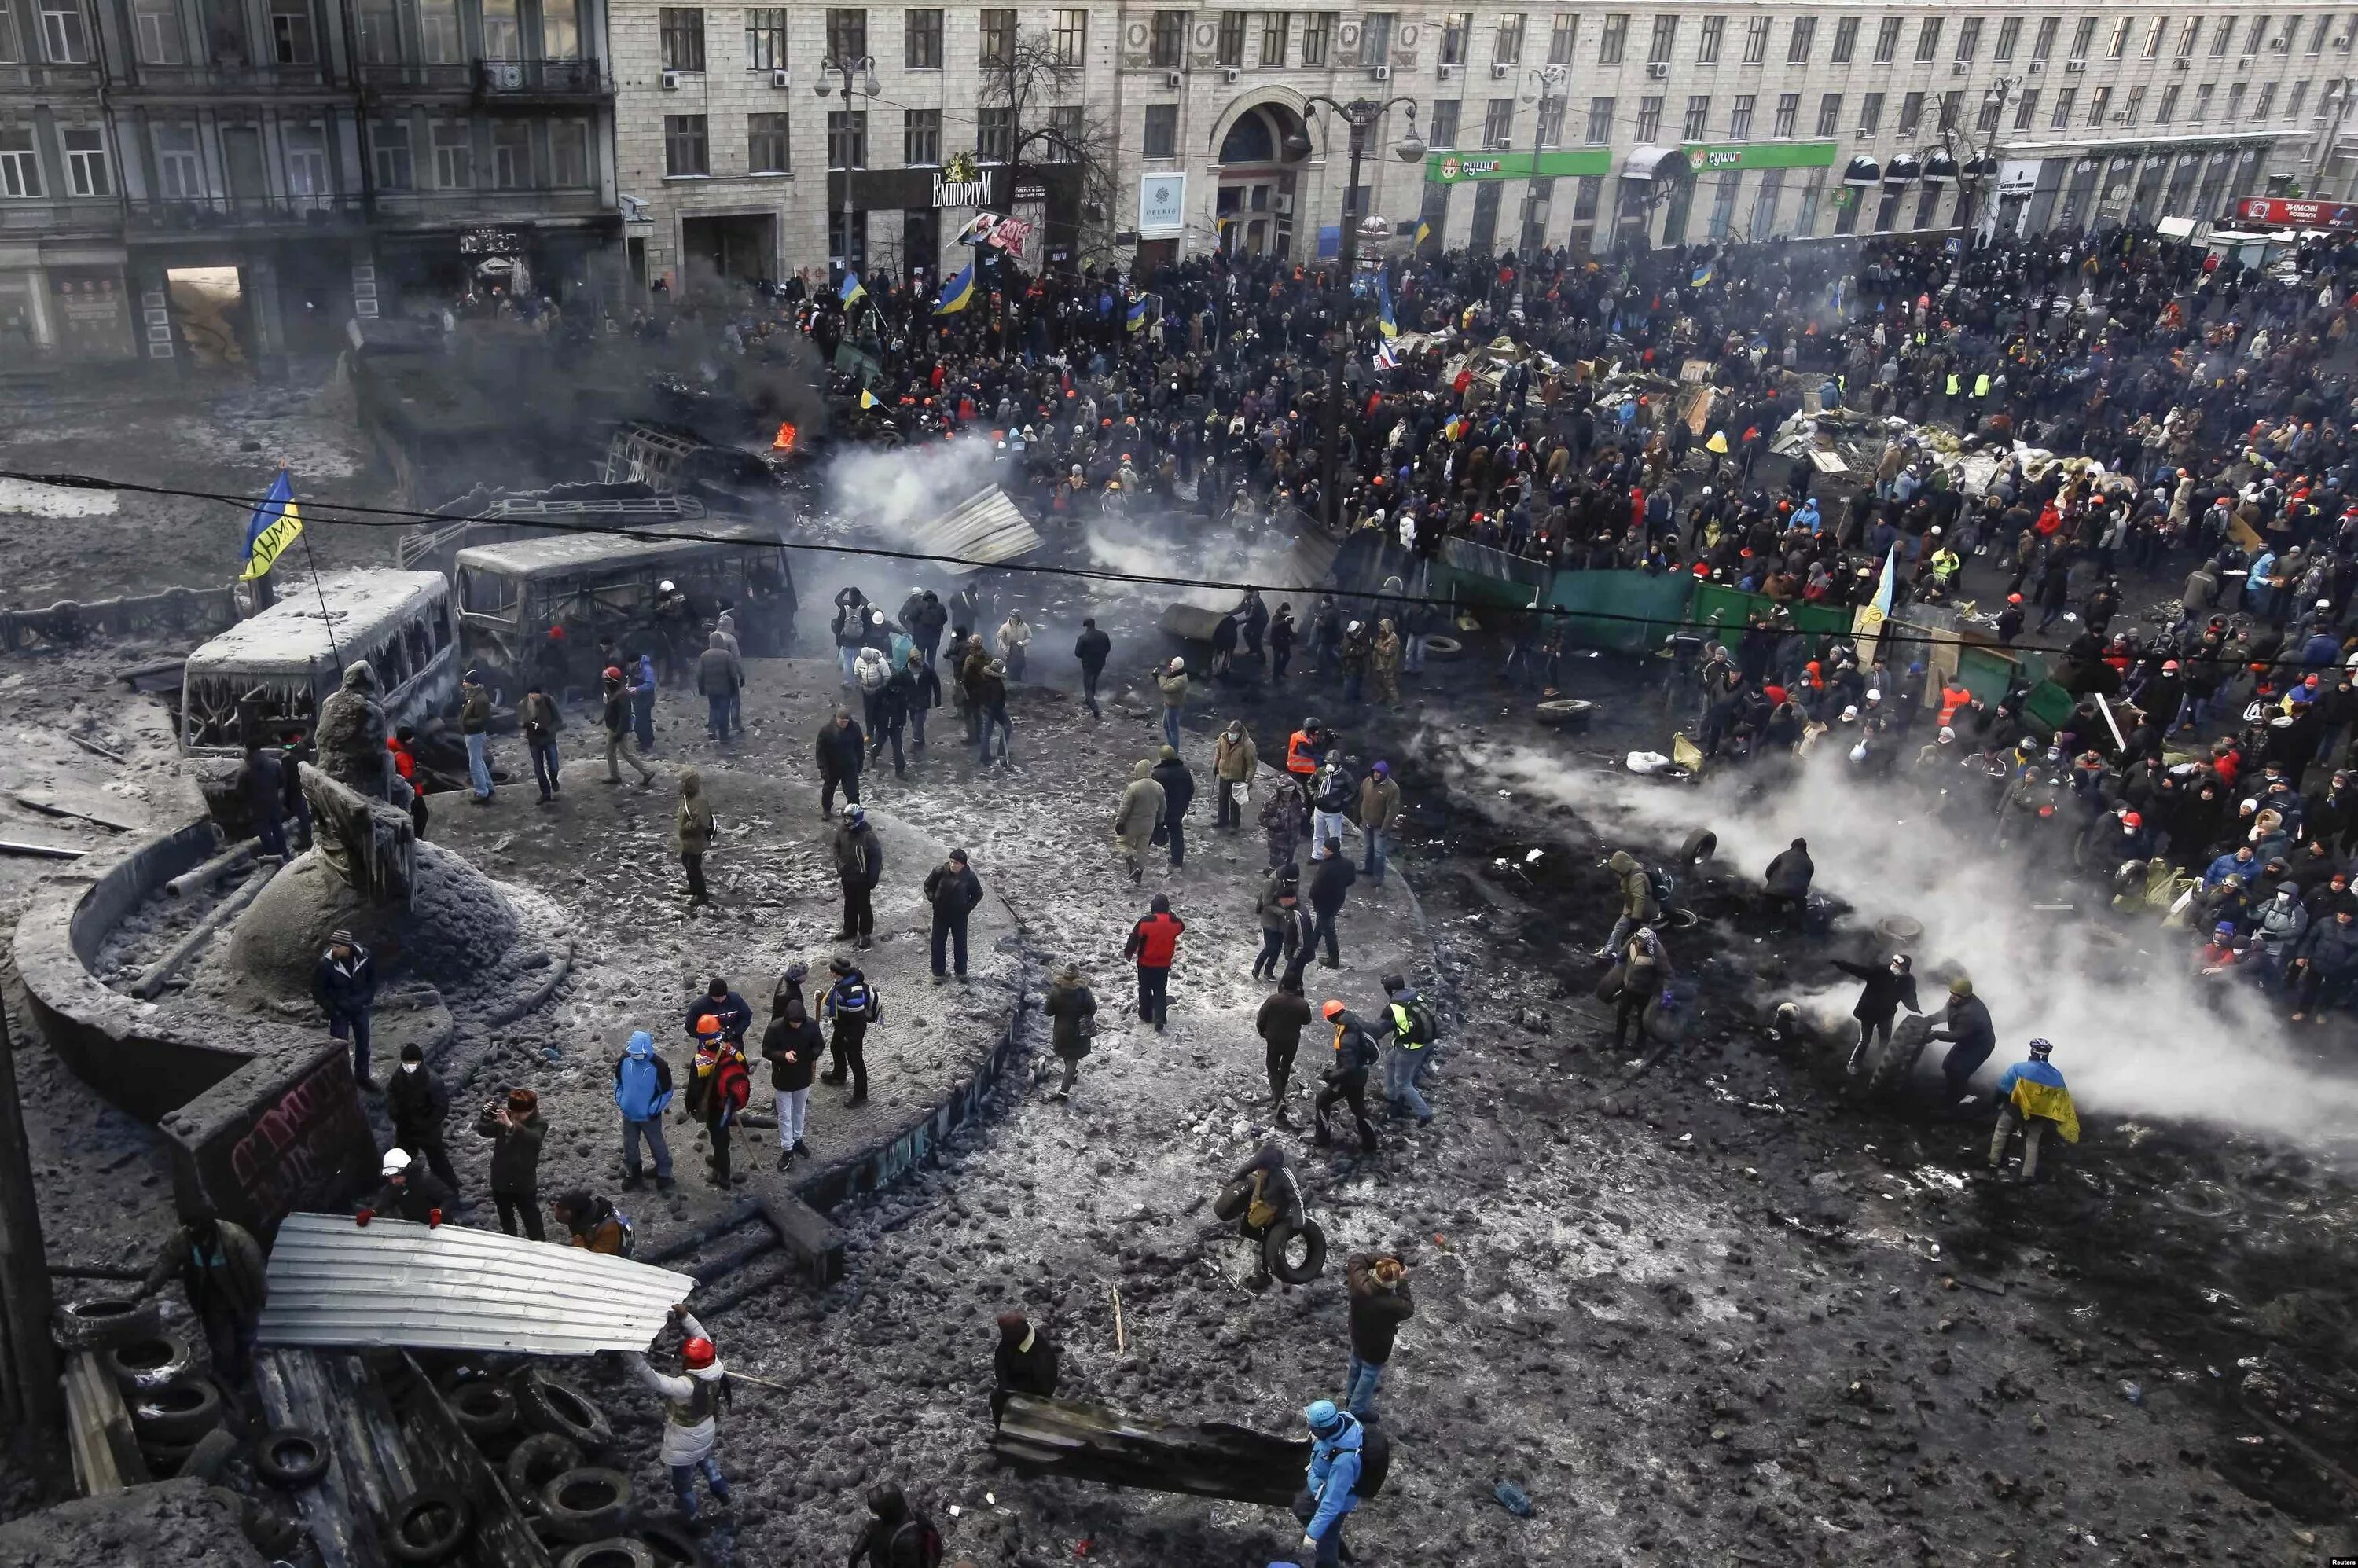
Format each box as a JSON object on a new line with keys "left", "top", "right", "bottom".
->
{"left": 53, "top": 1298, "right": 231, "bottom": 1478}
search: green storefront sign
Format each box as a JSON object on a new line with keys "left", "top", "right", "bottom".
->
{"left": 1426, "top": 140, "right": 1838, "bottom": 183}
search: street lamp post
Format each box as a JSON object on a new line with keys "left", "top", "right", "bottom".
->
{"left": 1294, "top": 95, "right": 1423, "bottom": 532}
{"left": 816, "top": 53, "right": 882, "bottom": 285}
{"left": 1516, "top": 65, "right": 1570, "bottom": 254}
{"left": 1947, "top": 76, "right": 2018, "bottom": 243}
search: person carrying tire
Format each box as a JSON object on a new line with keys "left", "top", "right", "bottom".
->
{"left": 1223, "top": 1142, "right": 1309, "bottom": 1288}
{"left": 1832, "top": 953, "right": 1922, "bottom": 1074}
{"left": 1924, "top": 975, "right": 1996, "bottom": 1111}
{"left": 1312, "top": 1001, "right": 1381, "bottom": 1154}
{"left": 1342, "top": 1254, "right": 1413, "bottom": 1420}
{"left": 1607, "top": 927, "right": 1672, "bottom": 1052}
{"left": 626, "top": 1304, "right": 732, "bottom": 1529}
{"left": 134, "top": 1205, "right": 266, "bottom": 1387}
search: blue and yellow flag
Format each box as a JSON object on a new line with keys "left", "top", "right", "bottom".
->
{"left": 1414, "top": 218, "right": 1432, "bottom": 250}
{"left": 858, "top": 388, "right": 881, "bottom": 409}
{"left": 838, "top": 270, "right": 866, "bottom": 307}
{"left": 1126, "top": 296, "right": 1149, "bottom": 333}
{"left": 239, "top": 469, "right": 302, "bottom": 582}
{"left": 1690, "top": 259, "right": 1716, "bottom": 287}
{"left": 933, "top": 261, "right": 976, "bottom": 315}
{"left": 1376, "top": 268, "right": 1399, "bottom": 338}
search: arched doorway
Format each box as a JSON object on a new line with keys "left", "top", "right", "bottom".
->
{"left": 1214, "top": 101, "right": 1309, "bottom": 259}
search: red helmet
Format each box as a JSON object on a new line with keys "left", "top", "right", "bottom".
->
{"left": 2122, "top": 811, "right": 2143, "bottom": 830}
{"left": 682, "top": 1337, "right": 717, "bottom": 1369}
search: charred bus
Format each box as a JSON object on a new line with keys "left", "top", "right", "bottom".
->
{"left": 450, "top": 521, "right": 796, "bottom": 697}
{"left": 179, "top": 570, "right": 457, "bottom": 755}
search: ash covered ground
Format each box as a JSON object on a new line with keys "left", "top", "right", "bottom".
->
{"left": 0, "top": 389, "right": 2354, "bottom": 1565}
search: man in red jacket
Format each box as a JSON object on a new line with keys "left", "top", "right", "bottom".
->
{"left": 1124, "top": 893, "right": 1185, "bottom": 1032}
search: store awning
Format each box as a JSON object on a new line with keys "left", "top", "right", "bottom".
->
{"left": 1963, "top": 154, "right": 2000, "bottom": 178}
{"left": 1923, "top": 151, "right": 1959, "bottom": 185}
{"left": 1842, "top": 155, "right": 1882, "bottom": 189}
{"left": 1621, "top": 145, "right": 1686, "bottom": 182}
{"left": 1883, "top": 153, "right": 1923, "bottom": 186}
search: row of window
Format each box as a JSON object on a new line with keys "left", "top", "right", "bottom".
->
{"left": 657, "top": 6, "right": 1079, "bottom": 72}
{"left": 0, "top": 0, "right": 584, "bottom": 72}
{"left": 1447, "top": 74, "right": 2331, "bottom": 150}
{"left": 1439, "top": 9, "right": 2357, "bottom": 70}
{"left": 659, "top": 100, "right": 1085, "bottom": 174}
{"left": 0, "top": 125, "right": 110, "bottom": 198}
{"left": 0, "top": 116, "right": 593, "bottom": 200}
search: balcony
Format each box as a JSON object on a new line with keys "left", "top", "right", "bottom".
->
{"left": 357, "top": 61, "right": 473, "bottom": 95}
{"left": 373, "top": 188, "right": 616, "bottom": 226}
{"left": 474, "top": 57, "right": 608, "bottom": 101}
{"left": 121, "top": 61, "right": 335, "bottom": 94}
{"left": 0, "top": 62, "right": 101, "bottom": 93}
{"left": 123, "top": 193, "right": 366, "bottom": 237}
{"left": 0, "top": 197, "right": 123, "bottom": 237}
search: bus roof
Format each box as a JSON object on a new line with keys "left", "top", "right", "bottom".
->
{"left": 454, "top": 521, "right": 785, "bottom": 579}
{"left": 184, "top": 570, "right": 447, "bottom": 677}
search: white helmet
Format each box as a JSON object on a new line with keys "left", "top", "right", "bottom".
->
{"left": 381, "top": 1148, "right": 413, "bottom": 1178}
{"left": 1168, "top": 656, "right": 1185, "bottom": 673}
{"left": 659, "top": 580, "right": 676, "bottom": 593}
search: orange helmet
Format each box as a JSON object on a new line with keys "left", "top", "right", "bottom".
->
{"left": 1321, "top": 1000, "right": 1346, "bottom": 1019}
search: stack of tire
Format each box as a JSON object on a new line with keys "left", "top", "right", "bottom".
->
{"left": 52, "top": 1296, "right": 226, "bottom": 1478}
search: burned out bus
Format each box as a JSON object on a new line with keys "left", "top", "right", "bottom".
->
{"left": 450, "top": 521, "right": 796, "bottom": 696}
{"left": 179, "top": 570, "right": 457, "bottom": 755}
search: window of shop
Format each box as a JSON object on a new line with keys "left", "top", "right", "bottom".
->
{"left": 902, "top": 106, "right": 938, "bottom": 163}
{"left": 371, "top": 119, "right": 413, "bottom": 188}
{"left": 1797, "top": 173, "right": 1823, "bottom": 233}
{"left": 1417, "top": 179, "right": 1450, "bottom": 245}
{"left": 1635, "top": 95, "right": 1662, "bottom": 140}
{"left": 1706, "top": 171, "right": 1739, "bottom": 236}
{"left": 542, "top": 0, "right": 578, "bottom": 56}
{"left": 1496, "top": 12, "right": 1524, "bottom": 64}
{"left": 1469, "top": 178, "right": 1501, "bottom": 249}
{"left": 1215, "top": 10, "right": 1244, "bottom": 66}
{"left": 745, "top": 7, "right": 785, "bottom": 68}
{"left": 1596, "top": 13, "right": 1625, "bottom": 64}
{"left": 1440, "top": 11, "right": 1471, "bottom": 64}
{"left": 824, "top": 108, "right": 861, "bottom": 168}
{"left": 1872, "top": 17, "right": 1900, "bottom": 63}
{"left": 666, "top": 113, "right": 708, "bottom": 174}
{"left": 155, "top": 123, "right": 203, "bottom": 196}
{"left": 905, "top": 8, "right": 939, "bottom": 68}
{"left": 1584, "top": 96, "right": 1611, "bottom": 143}
{"left": 1913, "top": 184, "right": 1941, "bottom": 228}
{"left": 660, "top": 8, "right": 704, "bottom": 70}
{"left": 284, "top": 122, "right": 329, "bottom": 194}
{"left": 431, "top": 119, "right": 471, "bottom": 186}
{"left": 1430, "top": 100, "right": 1461, "bottom": 147}
{"left": 1831, "top": 15, "right": 1857, "bottom": 62}
{"left": 133, "top": 0, "right": 184, "bottom": 63}
{"left": 1835, "top": 187, "right": 1859, "bottom": 233}
{"left": 1741, "top": 15, "right": 1767, "bottom": 62}
{"left": 551, "top": 119, "right": 587, "bottom": 183}
{"left": 1728, "top": 94, "right": 1753, "bottom": 136}
{"left": 1749, "top": 167, "right": 1781, "bottom": 237}
{"left": 39, "top": 0, "right": 88, "bottom": 61}
{"left": 419, "top": 0, "right": 460, "bottom": 61}
{"left": 976, "top": 105, "right": 1011, "bottom": 161}
{"left": 490, "top": 119, "right": 528, "bottom": 186}
{"left": 1772, "top": 91, "right": 1798, "bottom": 135}
{"left": 750, "top": 112, "right": 788, "bottom": 172}
{"left": 1873, "top": 188, "right": 1901, "bottom": 230}
{"left": 1143, "top": 102, "right": 1176, "bottom": 157}
{"left": 1648, "top": 14, "right": 1677, "bottom": 63}
{"left": 1053, "top": 8, "right": 1084, "bottom": 64}
{"left": 979, "top": 8, "right": 1012, "bottom": 64}
{"left": 1261, "top": 11, "right": 1288, "bottom": 67}
{"left": 825, "top": 8, "right": 865, "bottom": 61}
{"left": 1546, "top": 12, "right": 1574, "bottom": 64}
{"left": 1816, "top": 93, "right": 1842, "bottom": 136}
{"left": 1787, "top": 16, "right": 1813, "bottom": 62}
{"left": 1683, "top": 94, "right": 1710, "bottom": 140}
{"left": 1149, "top": 9, "right": 1183, "bottom": 66}
{"left": 476, "top": 0, "right": 515, "bottom": 58}
{"left": 1571, "top": 174, "right": 1598, "bottom": 219}
{"left": 1482, "top": 97, "right": 1513, "bottom": 148}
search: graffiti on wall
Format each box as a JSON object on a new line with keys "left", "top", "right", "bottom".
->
{"left": 215, "top": 1052, "right": 373, "bottom": 1226}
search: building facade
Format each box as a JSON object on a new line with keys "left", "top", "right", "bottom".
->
{"left": 0, "top": 0, "right": 623, "bottom": 367}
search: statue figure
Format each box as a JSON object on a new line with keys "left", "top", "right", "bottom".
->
{"left": 314, "top": 662, "right": 394, "bottom": 799}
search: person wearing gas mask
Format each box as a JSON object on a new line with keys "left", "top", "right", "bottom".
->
{"left": 1830, "top": 951, "right": 1921, "bottom": 1075}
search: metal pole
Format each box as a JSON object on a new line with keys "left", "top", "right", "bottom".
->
{"left": 840, "top": 66, "right": 856, "bottom": 291}
{"left": 0, "top": 993, "right": 64, "bottom": 1482}
{"left": 1323, "top": 112, "right": 1370, "bottom": 532}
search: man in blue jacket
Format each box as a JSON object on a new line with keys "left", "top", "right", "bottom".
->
{"left": 612, "top": 1030, "right": 675, "bottom": 1192}
{"left": 1291, "top": 1400, "right": 1364, "bottom": 1567}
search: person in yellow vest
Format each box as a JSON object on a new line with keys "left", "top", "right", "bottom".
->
{"left": 1989, "top": 1038, "right": 2079, "bottom": 1182}
{"left": 1945, "top": 369, "right": 1961, "bottom": 399}
{"left": 1973, "top": 370, "right": 1992, "bottom": 399}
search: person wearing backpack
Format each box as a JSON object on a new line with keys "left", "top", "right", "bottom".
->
{"left": 1379, "top": 974, "right": 1437, "bottom": 1126}
{"left": 848, "top": 1481, "right": 942, "bottom": 1567}
{"left": 1597, "top": 849, "right": 1664, "bottom": 960}
{"left": 612, "top": 1030, "right": 676, "bottom": 1192}
{"left": 819, "top": 956, "right": 875, "bottom": 1106}
{"left": 552, "top": 1189, "right": 631, "bottom": 1255}
{"left": 761, "top": 995, "right": 821, "bottom": 1167}
{"left": 685, "top": 1016, "right": 751, "bottom": 1188}
{"left": 1291, "top": 1400, "right": 1380, "bottom": 1568}
{"left": 1342, "top": 1253, "right": 1415, "bottom": 1419}
{"left": 1311, "top": 1000, "right": 1381, "bottom": 1154}
{"left": 626, "top": 1304, "right": 733, "bottom": 1528}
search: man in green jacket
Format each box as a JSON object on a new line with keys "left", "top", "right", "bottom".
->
{"left": 135, "top": 1206, "right": 267, "bottom": 1386}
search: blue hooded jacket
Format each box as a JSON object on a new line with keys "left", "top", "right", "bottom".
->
{"left": 1304, "top": 1417, "right": 1364, "bottom": 1540}
{"left": 613, "top": 1031, "right": 674, "bottom": 1120}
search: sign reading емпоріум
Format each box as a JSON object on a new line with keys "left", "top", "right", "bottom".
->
{"left": 1424, "top": 141, "right": 1838, "bottom": 184}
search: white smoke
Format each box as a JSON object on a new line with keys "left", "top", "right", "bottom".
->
{"left": 819, "top": 433, "right": 1003, "bottom": 549}
{"left": 1444, "top": 737, "right": 2358, "bottom": 1145}
{"left": 1079, "top": 514, "right": 1309, "bottom": 612}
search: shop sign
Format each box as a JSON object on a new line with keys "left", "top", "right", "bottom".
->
{"left": 459, "top": 226, "right": 526, "bottom": 256}
{"left": 931, "top": 169, "right": 997, "bottom": 207}
{"left": 1137, "top": 171, "right": 1186, "bottom": 237}
{"left": 1995, "top": 160, "right": 2040, "bottom": 198}
{"left": 1679, "top": 140, "right": 1838, "bottom": 172}
{"left": 2233, "top": 195, "right": 2358, "bottom": 229}
{"left": 1427, "top": 147, "right": 1613, "bottom": 183}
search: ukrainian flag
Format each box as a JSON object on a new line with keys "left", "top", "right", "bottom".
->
{"left": 1414, "top": 218, "right": 1432, "bottom": 250}
{"left": 239, "top": 468, "right": 302, "bottom": 582}
{"left": 1690, "top": 259, "right": 1716, "bottom": 287}
{"left": 933, "top": 261, "right": 976, "bottom": 315}
{"left": 1126, "top": 296, "right": 1149, "bottom": 333}
{"left": 1376, "top": 269, "right": 1399, "bottom": 339}
{"left": 838, "top": 270, "right": 866, "bottom": 307}
{"left": 859, "top": 388, "right": 881, "bottom": 409}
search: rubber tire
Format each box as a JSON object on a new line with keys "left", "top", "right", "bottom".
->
{"left": 255, "top": 1426, "right": 332, "bottom": 1489}
{"left": 538, "top": 1467, "right": 634, "bottom": 1544}
{"left": 1680, "top": 828, "right": 1718, "bottom": 865}
{"left": 130, "top": 1377, "right": 225, "bottom": 1444}
{"left": 1422, "top": 635, "right": 1462, "bottom": 658}
{"left": 386, "top": 1487, "right": 473, "bottom": 1566}
{"left": 140, "top": 1436, "right": 198, "bottom": 1478}
{"left": 1535, "top": 698, "right": 1593, "bottom": 728}
{"left": 179, "top": 1426, "right": 242, "bottom": 1484}
{"left": 1868, "top": 1016, "right": 1933, "bottom": 1101}
{"left": 51, "top": 1295, "right": 161, "bottom": 1352}
{"left": 559, "top": 1542, "right": 658, "bottom": 1568}
{"left": 1593, "top": 964, "right": 1625, "bottom": 1003}
{"left": 1263, "top": 1216, "right": 1328, "bottom": 1286}
{"left": 634, "top": 1521, "right": 709, "bottom": 1568}
{"left": 448, "top": 1378, "right": 520, "bottom": 1441}
{"left": 105, "top": 1329, "right": 206, "bottom": 1394}
{"left": 1211, "top": 1178, "right": 1254, "bottom": 1223}
{"left": 504, "top": 1431, "right": 584, "bottom": 1509}
{"left": 516, "top": 1371, "right": 613, "bottom": 1451}
{"left": 1641, "top": 995, "right": 1692, "bottom": 1045}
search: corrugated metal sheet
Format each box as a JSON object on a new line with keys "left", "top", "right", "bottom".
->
{"left": 257, "top": 1213, "right": 697, "bottom": 1356}
{"left": 905, "top": 485, "right": 1041, "bottom": 572}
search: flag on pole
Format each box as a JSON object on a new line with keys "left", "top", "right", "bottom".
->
{"left": 1373, "top": 338, "right": 1399, "bottom": 371}
{"left": 859, "top": 388, "right": 881, "bottom": 409}
{"left": 1689, "top": 259, "right": 1716, "bottom": 287}
{"left": 1870, "top": 545, "right": 1897, "bottom": 617}
{"left": 1376, "top": 268, "right": 1399, "bottom": 338}
{"left": 932, "top": 261, "right": 976, "bottom": 315}
{"left": 1126, "top": 296, "right": 1149, "bottom": 333}
{"left": 239, "top": 468, "right": 303, "bottom": 582}
{"left": 1855, "top": 543, "right": 1898, "bottom": 658}
{"left": 1413, "top": 218, "right": 1432, "bottom": 249}
{"left": 838, "top": 270, "right": 866, "bottom": 307}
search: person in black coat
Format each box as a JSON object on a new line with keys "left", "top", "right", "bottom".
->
{"left": 814, "top": 709, "right": 865, "bottom": 818}
{"left": 384, "top": 1042, "right": 461, "bottom": 1193}
{"left": 922, "top": 849, "right": 985, "bottom": 981}
{"left": 1832, "top": 952, "right": 1921, "bottom": 1073}
{"left": 1308, "top": 843, "right": 1357, "bottom": 968}
{"left": 761, "top": 996, "right": 822, "bottom": 1166}
{"left": 1074, "top": 618, "right": 1112, "bottom": 718}
{"left": 1762, "top": 837, "right": 1813, "bottom": 927}
{"left": 357, "top": 1148, "right": 455, "bottom": 1226}
{"left": 242, "top": 743, "right": 286, "bottom": 860}
{"left": 1924, "top": 975, "right": 1996, "bottom": 1111}
{"left": 685, "top": 975, "right": 754, "bottom": 1045}
{"left": 991, "top": 1311, "right": 1060, "bottom": 1426}
{"left": 314, "top": 931, "right": 378, "bottom": 1089}
{"left": 1150, "top": 744, "right": 1196, "bottom": 868}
